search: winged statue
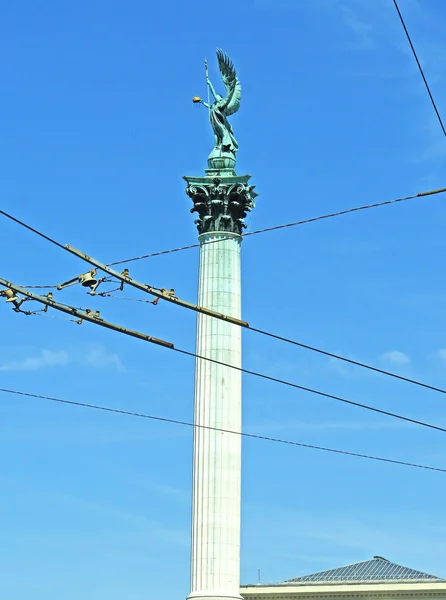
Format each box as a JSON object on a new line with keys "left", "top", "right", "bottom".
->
{"left": 193, "top": 49, "right": 242, "bottom": 165}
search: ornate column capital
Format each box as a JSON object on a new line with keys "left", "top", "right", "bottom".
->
{"left": 184, "top": 174, "right": 258, "bottom": 235}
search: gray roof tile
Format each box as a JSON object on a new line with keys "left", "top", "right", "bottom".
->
{"left": 283, "top": 557, "right": 443, "bottom": 584}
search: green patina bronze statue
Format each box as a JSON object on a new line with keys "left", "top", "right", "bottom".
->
{"left": 186, "top": 49, "right": 257, "bottom": 233}
{"left": 193, "top": 49, "right": 242, "bottom": 171}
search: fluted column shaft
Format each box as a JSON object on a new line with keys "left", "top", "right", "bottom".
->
{"left": 188, "top": 231, "right": 243, "bottom": 600}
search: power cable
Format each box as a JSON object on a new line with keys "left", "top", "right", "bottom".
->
{"left": 247, "top": 326, "right": 446, "bottom": 397}
{"left": 2, "top": 279, "right": 446, "bottom": 435}
{"left": 0, "top": 386, "right": 444, "bottom": 473}
{"left": 2, "top": 203, "right": 446, "bottom": 398}
{"left": 19, "top": 285, "right": 59, "bottom": 289}
{"left": 0, "top": 209, "right": 66, "bottom": 251}
{"left": 107, "top": 187, "right": 446, "bottom": 266}
{"left": 68, "top": 246, "right": 446, "bottom": 399}
{"left": 173, "top": 347, "right": 446, "bottom": 434}
{"left": 392, "top": 0, "right": 446, "bottom": 137}
{"left": 99, "top": 293, "right": 158, "bottom": 305}
{"left": 101, "top": 290, "right": 446, "bottom": 398}
{"left": 3, "top": 189, "right": 443, "bottom": 266}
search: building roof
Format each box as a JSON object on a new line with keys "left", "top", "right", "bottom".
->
{"left": 281, "top": 557, "right": 443, "bottom": 585}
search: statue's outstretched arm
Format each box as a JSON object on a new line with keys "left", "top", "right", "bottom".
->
{"left": 207, "top": 79, "right": 218, "bottom": 101}
{"left": 201, "top": 100, "right": 210, "bottom": 109}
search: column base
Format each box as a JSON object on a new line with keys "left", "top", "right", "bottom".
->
{"left": 187, "top": 593, "right": 243, "bottom": 600}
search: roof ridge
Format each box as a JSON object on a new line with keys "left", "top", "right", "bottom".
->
{"left": 287, "top": 557, "right": 383, "bottom": 580}
{"left": 284, "top": 557, "right": 388, "bottom": 582}
{"left": 283, "top": 557, "right": 442, "bottom": 584}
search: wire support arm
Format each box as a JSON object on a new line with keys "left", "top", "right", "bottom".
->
{"left": 0, "top": 278, "right": 173, "bottom": 349}
{"left": 64, "top": 244, "right": 249, "bottom": 327}
{"left": 1, "top": 277, "right": 445, "bottom": 432}
{"left": 64, "top": 247, "right": 446, "bottom": 399}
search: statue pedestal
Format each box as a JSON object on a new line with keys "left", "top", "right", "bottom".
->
{"left": 207, "top": 147, "right": 237, "bottom": 173}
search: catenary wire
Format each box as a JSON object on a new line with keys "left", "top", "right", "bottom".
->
{"left": 0, "top": 387, "right": 444, "bottom": 473}
{"left": 0, "top": 209, "right": 66, "bottom": 251}
{"left": 172, "top": 347, "right": 446, "bottom": 433}
{"left": 392, "top": 0, "right": 446, "bottom": 138}
{"left": 3, "top": 281, "right": 446, "bottom": 435}
{"left": 246, "top": 326, "right": 446, "bottom": 397}
{"left": 2, "top": 188, "right": 445, "bottom": 269}
{"left": 3, "top": 200, "right": 446, "bottom": 399}
{"left": 98, "top": 293, "right": 446, "bottom": 398}
{"left": 106, "top": 187, "right": 446, "bottom": 265}
{"left": 99, "top": 293, "right": 158, "bottom": 304}
{"left": 19, "top": 285, "right": 59, "bottom": 289}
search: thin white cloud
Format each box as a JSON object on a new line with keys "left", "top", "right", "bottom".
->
{"left": 0, "top": 345, "right": 125, "bottom": 373}
{"left": 0, "top": 349, "right": 70, "bottom": 372}
{"left": 381, "top": 350, "right": 410, "bottom": 365}
{"left": 437, "top": 349, "right": 446, "bottom": 362}
{"left": 340, "top": 3, "right": 375, "bottom": 50}
{"left": 84, "top": 345, "right": 125, "bottom": 372}
{"left": 328, "top": 355, "right": 354, "bottom": 377}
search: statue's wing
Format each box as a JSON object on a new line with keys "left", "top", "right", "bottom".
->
{"left": 217, "top": 48, "right": 241, "bottom": 116}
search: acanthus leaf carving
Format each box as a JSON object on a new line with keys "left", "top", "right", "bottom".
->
{"left": 186, "top": 178, "right": 257, "bottom": 235}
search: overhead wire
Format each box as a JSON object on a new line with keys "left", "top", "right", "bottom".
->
{"left": 32, "top": 312, "right": 80, "bottom": 323}
{"left": 99, "top": 293, "right": 158, "bottom": 304}
{"left": 173, "top": 346, "right": 446, "bottom": 434}
{"left": 1, "top": 31, "right": 444, "bottom": 476}
{"left": 246, "top": 326, "right": 446, "bottom": 397}
{"left": 2, "top": 189, "right": 445, "bottom": 271}
{"left": 0, "top": 209, "right": 66, "bottom": 251}
{"left": 3, "top": 278, "right": 446, "bottom": 435}
{"left": 2, "top": 199, "right": 446, "bottom": 397}
{"left": 97, "top": 289, "right": 446, "bottom": 398}
{"left": 392, "top": 0, "right": 446, "bottom": 138}
{"left": 106, "top": 187, "right": 446, "bottom": 266}
{"left": 0, "top": 386, "right": 444, "bottom": 473}
{"left": 19, "top": 285, "right": 59, "bottom": 289}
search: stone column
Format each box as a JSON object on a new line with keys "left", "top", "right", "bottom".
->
{"left": 184, "top": 173, "right": 257, "bottom": 600}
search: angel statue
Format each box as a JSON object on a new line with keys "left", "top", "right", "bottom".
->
{"left": 193, "top": 49, "right": 242, "bottom": 170}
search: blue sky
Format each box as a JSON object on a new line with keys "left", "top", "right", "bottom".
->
{"left": 1, "top": 0, "right": 446, "bottom": 598}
